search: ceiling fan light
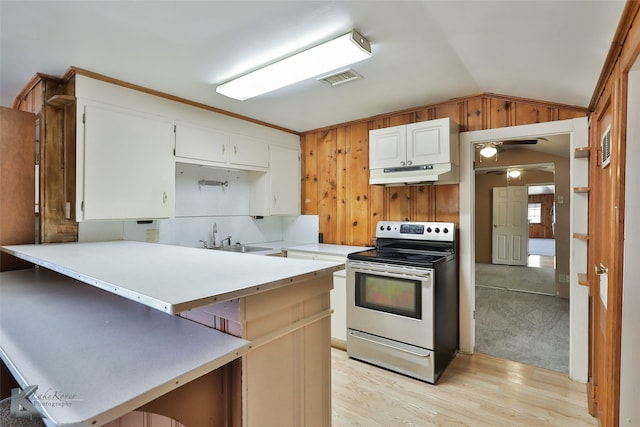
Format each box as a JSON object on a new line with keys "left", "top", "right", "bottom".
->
{"left": 480, "top": 144, "right": 498, "bottom": 158}
{"left": 216, "top": 30, "right": 372, "bottom": 100}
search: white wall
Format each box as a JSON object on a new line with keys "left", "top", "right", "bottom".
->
{"left": 619, "top": 61, "right": 640, "bottom": 426}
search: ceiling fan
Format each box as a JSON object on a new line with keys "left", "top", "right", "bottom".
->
{"left": 478, "top": 137, "right": 548, "bottom": 160}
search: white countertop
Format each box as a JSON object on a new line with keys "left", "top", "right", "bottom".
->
{"left": 0, "top": 268, "right": 250, "bottom": 427}
{"left": 1, "top": 241, "right": 342, "bottom": 314}
{"left": 282, "top": 243, "right": 373, "bottom": 257}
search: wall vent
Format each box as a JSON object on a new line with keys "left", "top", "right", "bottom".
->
{"left": 319, "top": 69, "right": 362, "bottom": 86}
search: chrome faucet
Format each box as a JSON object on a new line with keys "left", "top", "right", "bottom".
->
{"left": 211, "top": 222, "right": 218, "bottom": 248}
{"left": 221, "top": 236, "right": 232, "bottom": 247}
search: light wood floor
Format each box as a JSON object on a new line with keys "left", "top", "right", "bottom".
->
{"left": 332, "top": 348, "right": 596, "bottom": 426}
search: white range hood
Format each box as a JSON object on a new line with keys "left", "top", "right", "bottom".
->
{"left": 368, "top": 118, "right": 459, "bottom": 186}
{"left": 369, "top": 162, "right": 459, "bottom": 186}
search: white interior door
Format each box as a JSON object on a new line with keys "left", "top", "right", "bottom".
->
{"left": 492, "top": 186, "right": 529, "bottom": 265}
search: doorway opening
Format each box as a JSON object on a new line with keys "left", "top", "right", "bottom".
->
{"left": 472, "top": 136, "right": 570, "bottom": 374}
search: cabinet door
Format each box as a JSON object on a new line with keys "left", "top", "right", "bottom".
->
{"left": 406, "top": 119, "right": 450, "bottom": 166}
{"left": 175, "top": 124, "right": 229, "bottom": 164}
{"left": 230, "top": 134, "right": 269, "bottom": 168}
{"left": 270, "top": 145, "right": 300, "bottom": 215}
{"left": 369, "top": 125, "right": 406, "bottom": 169}
{"left": 81, "top": 104, "right": 175, "bottom": 220}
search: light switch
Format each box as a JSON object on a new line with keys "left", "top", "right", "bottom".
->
{"left": 557, "top": 195, "right": 564, "bottom": 204}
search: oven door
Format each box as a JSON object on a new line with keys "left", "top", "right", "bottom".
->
{"left": 347, "top": 260, "right": 434, "bottom": 349}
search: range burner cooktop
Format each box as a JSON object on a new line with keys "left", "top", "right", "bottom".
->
{"left": 347, "top": 221, "right": 457, "bottom": 268}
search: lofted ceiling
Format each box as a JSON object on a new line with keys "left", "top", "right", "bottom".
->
{"left": 0, "top": 1, "right": 626, "bottom": 133}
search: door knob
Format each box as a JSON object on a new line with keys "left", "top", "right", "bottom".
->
{"left": 595, "top": 263, "right": 608, "bottom": 275}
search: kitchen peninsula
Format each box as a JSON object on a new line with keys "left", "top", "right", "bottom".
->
{"left": 0, "top": 241, "right": 342, "bottom": 427}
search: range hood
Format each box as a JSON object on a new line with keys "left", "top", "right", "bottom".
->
{"left": 369, "top": 163, "right": 459, "bottom": 186}
{"left": 368, "top": 118, "right": 459, "bottom": 186}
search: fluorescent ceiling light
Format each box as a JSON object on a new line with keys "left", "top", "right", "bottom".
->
{"left": 216, "top": 30, "right": 372, "bottom": 100}
{"left": 479, "top": 143, "right": 498, "bottom": 158}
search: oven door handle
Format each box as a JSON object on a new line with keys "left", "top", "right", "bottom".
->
{"left": 348, "top": 263, "right": 432, "bottom": 281}
{"left": 348, "top": 330, "right": 431, "bottom": 358}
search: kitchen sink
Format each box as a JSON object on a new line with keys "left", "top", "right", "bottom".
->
{"left": 211, "top": 245, "right": 267, "bottom": 253}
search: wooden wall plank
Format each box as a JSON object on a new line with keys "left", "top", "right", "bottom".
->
{"left": 301, "top": 133, "right": 318, "bottom": 214}
{"left": 411, "top": 185, "right": 436, "bottom": 222}
{"left": 434, "top": 185, "right": 460, "bottom": 224}
{"left": 316, "top": 130, "right": 338, "bottom": 244}
{"left": 465, "top": 96, "right": 486, "bottom": 131}
{"left": 346, "top": 123, "right": 371, "bottom": 246}
{"left": 336, "top": 127, "right": 348, "bottom": 244}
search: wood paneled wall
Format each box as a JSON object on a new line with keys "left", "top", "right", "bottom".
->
{"left": 300, "top": 93, "right": 587, "bottom": 246}
{"left": 585, "top": 2, "right": 640, "bottom": 426}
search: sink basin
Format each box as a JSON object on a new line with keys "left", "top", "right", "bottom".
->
{"left": 211, "top": 245, "right": 267, "bottom": 253}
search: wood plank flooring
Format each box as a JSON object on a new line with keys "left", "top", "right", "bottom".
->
{"left": 332, "top": 348, "right": 596, "bottom": 426}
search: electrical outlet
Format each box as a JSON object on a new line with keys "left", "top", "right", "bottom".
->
{"left": 146, "top": 229, "right": 160, "bottom": 243}
{"left": 559, "top": 274, "right": 570, "bottom": 283}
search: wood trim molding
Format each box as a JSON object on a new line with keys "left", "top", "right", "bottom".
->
{"left": 589, "top": 0, "right": 640, "bottom": 110}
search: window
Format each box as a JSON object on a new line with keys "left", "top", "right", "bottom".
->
{"left": 528, "top": 202, "right": 542, "bottom": 224}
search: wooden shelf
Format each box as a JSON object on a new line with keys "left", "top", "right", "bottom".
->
{"left": 573, "top": 186, "right": 590, "bottom": 193}
{"left": 578, "top": 273, "right": 589, "bottom": 286}
{"left": 574, "top": 147, "right": 591, "bottom": 158}
{"left": 573, "top": 233, "right": 589, "bottom": 240}
{"left": 46, "top": 94, "right": 76, "bottom": 108}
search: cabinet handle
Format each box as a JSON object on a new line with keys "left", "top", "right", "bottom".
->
{"left": 273, "top": 196, "right": 277, "bottom": 206}
{"left": 234, "top": 145, "right": 237, "bottom": 155}
{"left": 400, "top": 161, "right": 406, "bottom": 166}
{"left": 222, "top": 145, "right": 225, "bottom": 155}
{"left": 407, "top": 160, "right": 413, "bottom": 166}
{"left": 162, "top": 192, "right": 167, "bottom": 204}
{"left": 595, "top": 263, "right": 608, "bottom": 275}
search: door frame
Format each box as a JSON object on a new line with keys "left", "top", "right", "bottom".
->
{"left": 459, "top": 118, "right": 589, "bottom": 382}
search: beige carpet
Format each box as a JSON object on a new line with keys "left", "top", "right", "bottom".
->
{"left": 475, "top": 263, "right": 557, "bottom": 296}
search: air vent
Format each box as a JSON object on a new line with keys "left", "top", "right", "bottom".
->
{"left": 319, "top": 69, "right": 362, "bottom": 86}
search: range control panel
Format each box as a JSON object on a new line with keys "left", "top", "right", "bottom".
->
{"left": 375, "top": 221, "right": 456, "bottom": 242}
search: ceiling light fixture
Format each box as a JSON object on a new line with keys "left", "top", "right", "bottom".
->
{"left": 508, "top": 169, "right": 521, "bottom": 178}
{"left": 479, "top": 143, "right": 498, "bottom": 159}
{"left": 216, "top": 30, "right": 372, "bottom": 100}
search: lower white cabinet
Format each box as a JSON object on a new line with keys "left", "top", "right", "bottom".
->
{"left": 78, "top": 103, "right": 175, "bottom": 221}
{"left": 286, "top": 251, "right": 347, "bottom": 347}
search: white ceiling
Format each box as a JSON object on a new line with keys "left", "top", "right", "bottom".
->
{"left": 0, "top": 1, "right": 625, "bottom": 133}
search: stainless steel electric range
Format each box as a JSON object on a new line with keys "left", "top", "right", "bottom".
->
{"left": 346, "top": 221, "right": 458, "bottom": 384}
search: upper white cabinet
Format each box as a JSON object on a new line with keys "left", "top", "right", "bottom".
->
{"left": 369, "top": 124, "right": 407, "bottom": 170}
{"left": 370, "top": 118, "right": 456, "bottom": 169}
{"left": 369, "top": 118, "right": 459, "bottom": 185}
{"left": 175, "top": 124, "right": 229, "bottom": 164}
{"left": 79, "top": 103, "right": 175, "bottom": 221}
{"left": 250, "top": 145, "right": 300, "bottom": 216}
{"left": 175, "top": 124, "right": 268, "bottom": 170}
{"left": 229, "top": 134, "right": 269, "bottom": 168}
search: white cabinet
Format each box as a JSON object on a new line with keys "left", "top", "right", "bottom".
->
{"left": 175, "top": 124, "right": 268, "bottom": 170}
{"left": 175, "top": 124, "right": 229, "bottom": 164}
{"left": 285, "top": 251, "right": 347, "bottom": 347}
{"left": 370, "top": 118, "right": 457, "bottom": 169}
{"left": 78, "top": 103, "right": 175, "bottom": 221}
{"left": 369, "top": 118, "right": 459, "bottom": 185}
{"left": 250, "top": 145, "right": 300, "bottom": 216}
{"left": 230, "top": 134, "right": 269, "bottom": 168}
